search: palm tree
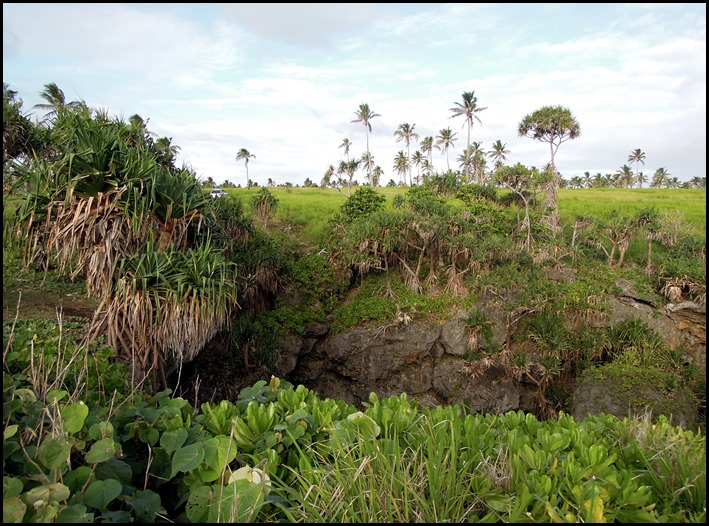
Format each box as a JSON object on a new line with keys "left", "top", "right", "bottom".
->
{"left": 33, "top": 82, "right": 83, "bottom": 122}
{"left": 420, "top": 136, "right": 434, "bottom": 174}
{"left": 321, "top": 164, "right": 335, "bottom": 188}
{"left": 360, "top": 152, "right": 375, "bottom": 185}
{"left": 235, "top": 148, "right": 255, "bottom": 188}
{"left": 339, "top": 138, "right": 352, "bottom": 162}
{"left": 488, "top": 140, "right": 510, "bottom": 171}
{"left": 616, "top": 164, "right": 635, "bottom": 188}
{"left": 372, "top": 165, "right": 384, "bottom": 187}
{"left": 338, "top": 158, "right": 360, "bottom": 193}
{"left": 627, "top": 148, "right": 645, "bottom": 185}
{"left": 456, "top": 147, "right": 473, "bottom": 181}
{"left": 393, "top": 151, "right": 410, "bottom": 186}
{"left": 651, "top": 167, "right": 670, "bottom": 188}
{"left": 636, "top": 171, "right": 647, "bottom": 188}
{"left": 436, "top": 127, "right": 458, "bottom": 172}
{"left": 449, "top": 91, "right": 487, "bottom": 182}
{"left": 469, "top": 141, "right": 486, "bottom": 183}
{"left": 351, "top": 103, "right": 381, "bottom": 186}
{"left": 393, "top": 123, "right": 420, "bottom": 186}
{"left": 154, "top": 136, "right": 180, "bottom": 168}
{"left": 411, "top": 150, "right": 424, "bottom": 185}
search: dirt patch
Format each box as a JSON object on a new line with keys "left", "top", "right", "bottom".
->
{"left": 3, "top": 287, "right": 98, "bottom": 323}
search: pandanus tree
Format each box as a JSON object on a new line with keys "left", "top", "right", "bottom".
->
{"left": 250, "top": 187, "right": 279, "bottom": 228}
{"left": 12, "top": 98, "right": 240, "bottom": 389}
{"left": 518, "top": 105, "right": 580, "bottom": 235}
{"left": 494, "top": 163, "right": 546, "bottom": 252}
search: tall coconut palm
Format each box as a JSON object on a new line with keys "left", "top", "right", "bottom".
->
{"left": 449, "top": 91, "right": 487, "bottom": 182}
{"left": 420, "top": 136, "right": 434, "bottom": 174}
{"left": 627, "top": 148, "right": 645, "bottom": 185}
{"left": 636, "top": 171, "right": 647, "bottom": 188}
{"left": 154, "top": 136, "right": 180, "bottom": 168}
{"left": 651, "top": 167, "right": 670, "bottom": 188}
{"left": 616, "top": 164, "right": 635, "bottom": 189}
{"left": 393, "top": 123, "right": 420, "bottom": 186}
{"left": 33, "top": 82, "right": 83, "bottom": 123}
{"left": 435, "top": 127, "right": 458, "bottom": 172}
{"left": 411, "top": 150, "right": 424, "bottom": 184}
{"left": 372, "top": 165, "right": 384, "bottom": 187}
{"left": 393, "top": 151, "right": 410, "bottom": 186}
{"left": 487, "top": 139, "right": 510, "bottom": 171}
{"left": 235, "top": 148, "right": 255, "bottom": 188}
{"left": 351, "top": 103, "right": 380, "bottom": 186}
{"left": 339, "top": 137, "right": 352, "bottom": 162}
{"left": 469, "top": 141, "right": 486, "bottom": 183}
{"left": 360, "top": 151, "right": 375, "bottom": 185}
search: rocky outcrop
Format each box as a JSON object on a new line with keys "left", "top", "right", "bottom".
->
{"left": 272, "top": 278, "right": 705, "bottom": 427}
{"left": 572, "top": 367, "right": 699, "bottom": 430}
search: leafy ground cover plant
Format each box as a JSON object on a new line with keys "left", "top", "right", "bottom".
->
{"left": 3, "top": 318, "right": 705, "bottom": 523}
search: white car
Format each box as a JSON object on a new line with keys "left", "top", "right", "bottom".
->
{"left": 210, "top": 189, "right": 227, "bottom": 198}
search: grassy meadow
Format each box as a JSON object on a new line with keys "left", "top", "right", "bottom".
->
{"left": 225, "top": 186, "right": 706, "bottom": 245}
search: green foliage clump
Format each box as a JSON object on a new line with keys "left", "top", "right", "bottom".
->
{"left": 336, "top": 186, "right": 386, "bottom": 223}
{"left": 455, "top": 182, "right": 499, "bottom": 204}
{"left": 2, "top": 318, "right": 705, "bottom": 523}
{"left": 331, "top": 275, "right": 470, "bottom": 333}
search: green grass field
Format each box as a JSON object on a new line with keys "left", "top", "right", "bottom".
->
{"left": 226, "top": 186, "right": 706, "bottom": 244}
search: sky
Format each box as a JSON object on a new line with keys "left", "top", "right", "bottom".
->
{"left": 3, "top": 3, "right": 706, "bottom": 187}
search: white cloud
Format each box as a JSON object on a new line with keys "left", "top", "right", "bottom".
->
{"left": 3, "top": 3, "right": 705, "bottom": 185}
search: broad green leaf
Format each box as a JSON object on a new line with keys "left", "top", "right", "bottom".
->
{"left": 186, "top": 482, "right": 266, "bottom": 523}
{"left": 95, "top": 459, "right": 133, "bottom": 485}
{"left": 85, "top": 438, "right": 117, "bottom": 464}
{"left": 37, "top": 437, "right": 72, "bottom": 470}
{"left": 56, "top": 504, "right": 94, "bottom": 523}
{"left": 28, "top": 501, "right": 60, "bottom": 523}
{"left": 4, "top": 424, "right": 18, "bottom": 440}
{"left": 583, "top": 495, "right": 605, "bottom": 523}
{"left": 3, "top": 476, "right": 24, "bottom": 498}
{"left": 142, "top": 427, "right": 160, "bottom": 446}
{"left": 184, "top": 486, "right": 211, "bottom": 523}
{"left": 3, "top": 496, "right": 26, "bottom": 523}
{"left": 64, "top": 466, "right": 93, "bottom": 492}
{"left": 100, "top": 511, "right": 132, "bottom": 522}
{"left": 62, "top": 402, "right": 89, "bottom": 434}
{"left": 47, "top": 389, "right": 68, "bottom": 403}
{"left": 24, "top": 483, "right": 71, "bottom": 506}
{"left": 170, "top": 442, "right": 204, "bottom": 478}
{"left": 203, "top": 436, "right": 238, "bottom": 472}
{"left": 88, "top": 421, "right": 115, "bottom": 441}
{"left": 125, "top": 489, "right": 165, "bottom": 523}
{"left": 84, "top": 479, "right": 122, "bottom": 509}
{"left": 159, "top": 428, "right": 188, "bottom": 456}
